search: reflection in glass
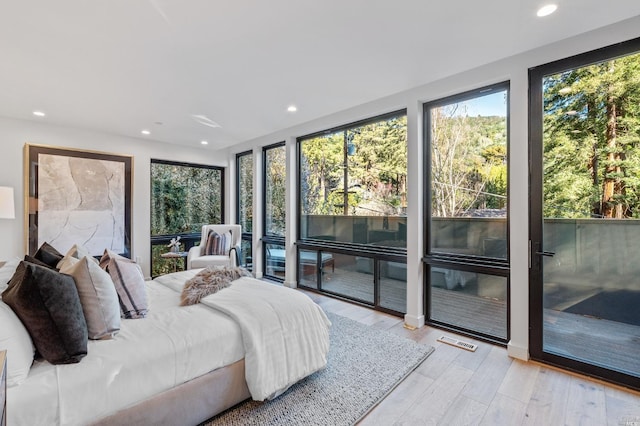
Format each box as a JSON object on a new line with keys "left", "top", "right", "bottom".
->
{"left": 430, "top": 266, "right": 507, "bottom": 339}
{"left": 265, "top": 243, "right": 286, "bottom": 279}
{"left": 380, "top": 260, "right": 406, "bottom": 313}
{"left": 320, "top": 253, "right": 374, "bottom": 304}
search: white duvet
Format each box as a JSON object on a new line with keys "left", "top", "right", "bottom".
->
{"left": 156, "top": 271, "right": 332, "bottom": 401}
{"left": 8, "top": 281, "right": 245, "bottom": 426}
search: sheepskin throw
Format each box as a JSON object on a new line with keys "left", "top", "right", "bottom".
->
{"left": 181, "top": 266, "right": 252, "bottom": 306}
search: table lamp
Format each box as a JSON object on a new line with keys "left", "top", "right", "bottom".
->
{"left": 0, "top": 187, "right": 15, "bottom": 219}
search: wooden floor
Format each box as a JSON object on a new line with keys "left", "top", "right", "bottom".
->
{"left": 299, "top": 290, "right": 640, "bottom": 426}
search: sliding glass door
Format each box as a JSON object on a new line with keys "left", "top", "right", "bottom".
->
{"left": 424, "top": 83, "right": 510, "bottom": 343}
{"left": 529, "top": 37, "right": 640, "bottom": 389}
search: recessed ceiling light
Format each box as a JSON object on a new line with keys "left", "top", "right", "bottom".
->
{"left": 141, "top": 130, "right": 151, "bottom": 135}
{"left": 33, "top": 111, "right": 46, "bottom": 117}
{"left": 287, "top": 105, "right": 297, "bottom": 113}
{"left": 537, "top": 4, "right": 557, "bottom": 17}
{"left": 201, "top": 140, "right": 208, "bottom": 145}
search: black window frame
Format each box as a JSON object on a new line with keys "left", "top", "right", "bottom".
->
{"left": 262, "top": 142, "right": 287, "bottom": 281}
{"left": 149, "top": 158, "right": 225, "bottom": 277}
{"left": 296, "top": 109, "right": 408, "bottom": 316}
{"left": 423, "top": 81, "right": 511, "bottom": 345}
{"left": 236, "top": 150, "right": 254, "bottom": 271}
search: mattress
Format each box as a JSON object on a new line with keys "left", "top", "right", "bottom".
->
{"left": 8, "top": 280, "right": 245, "bottom": 426}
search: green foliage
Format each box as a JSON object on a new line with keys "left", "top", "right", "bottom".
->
{"left": 543, "top": 51, "right": 640, "bottom": 218}
{"left": 151, "top": 163, "right": 223, "bottom": 235}
{"left": 300, "top": 115, "right": 408, "bottom": 217}
{"left": 430, "top": 100, "right": 508, "bottom": 217}
{"left": 238, "top": 154, "right": 254, "bottom": 232}
{"left": 265, "top": 146, "right": 287, "bottom": 236}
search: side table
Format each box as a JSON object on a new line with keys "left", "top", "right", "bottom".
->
{"left": 160, "top": 251, "right": 188, "bottom": 272}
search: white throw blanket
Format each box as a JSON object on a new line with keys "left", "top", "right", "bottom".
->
{"left": 200, "top": 277, "right": 331, "bottom": 400}
{"left": 155, "top": 270, "right": 331, "bottom": 401}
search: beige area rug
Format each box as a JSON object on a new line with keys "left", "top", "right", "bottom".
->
{"left": 204, "top": 312, "right": 434, "bottom": 426}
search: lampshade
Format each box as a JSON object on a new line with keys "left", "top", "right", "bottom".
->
{"left": 0, "top": 186, "right": 16, "bottom": 219}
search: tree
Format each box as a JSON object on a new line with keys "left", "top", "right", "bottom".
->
{"left": 543, "top": 52, "right": 640, "bottom": 218}
{"left": 430, "top": 104, "right": 507, "bottom": 217}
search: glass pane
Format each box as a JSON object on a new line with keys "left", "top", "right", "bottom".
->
{"left": 237, "top": 153, "right": 253, "bottom": 233}
{"left": 380, "top": 260, "right": 406, "bottom": 313}
{"left": 298, "top": 249, "right": 322, "bottom": 289}
{"left": 542, "top": 52, "right": 640, "bottom": 377}
{"left": 430, "top": 91, "right": 507, "bottom": 258}
{"left": 265, "top": 243, "right": 286, "bottom": 279}
{"left": 430, "top": 266, "right": 507, "bottom": 339}
{"left": 151, "top": 162, "right": 223, "bottom": 236}
{"left": 321, "top": 253, "right": 374, "bottom": 304}
{"left": 265, "top": 145, "right": 286, "bottom": 237}
{"left": 240, "top": 237, "right": 252, "bottom": 271}
{"left": 299, "top": 114, "right": 407, "bottom": 249}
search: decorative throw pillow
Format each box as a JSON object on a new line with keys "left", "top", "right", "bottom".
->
{"left": 33, "top": 241, "right": 64, "bottom": 268}
{"left": 59, "top": 244, "right": 99, "bottom": 268}
{"left": 180, "top": 266, "right": 252, "bottom": 306}
{"left": 0, "top": 257, "right": 21, "bottom": 293}
{"left": 0, "top": 300, "right": 35, "bottom": 387}
{"left": 60, "top": 256, "right": 121, "bottom": 339}
{"left": 204, "top": 230, "right": 232, "bottom": 256}
{"left": 2, "top": 261, "right": 88, "bottom": 364}
{"left": 100, "top": 250, "right": 148, "bottom": 319}
{"left": 24, "top": 254, "right": 57, "bottom": 270}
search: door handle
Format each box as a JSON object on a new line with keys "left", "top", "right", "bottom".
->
{"left": 535, "top": 250, "right": 555, "bottom": 257}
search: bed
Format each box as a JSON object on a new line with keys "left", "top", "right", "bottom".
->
{"left": 2, "top": 263, "right": 330, "bottom": 426}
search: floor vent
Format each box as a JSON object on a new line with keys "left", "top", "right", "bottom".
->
{"left": 437, "top": 335, "right": 478, "bottom": 352}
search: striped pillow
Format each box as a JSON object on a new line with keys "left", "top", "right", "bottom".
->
{"left": 99, "top": 250, "right": 148, "bottom": 319}
{"left": 204, "top": 230, "right": 232, "bottom": 256}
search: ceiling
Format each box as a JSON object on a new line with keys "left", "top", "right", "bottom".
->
{"left": 1, "top": 1, "right": 640, "bottom": 150}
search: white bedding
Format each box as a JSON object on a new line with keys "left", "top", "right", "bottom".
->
{"left": 155, "top": 270, "right": 332, "bottom": 401}
{"left": 8, "top": 280, "right": 245, "bottom": 426}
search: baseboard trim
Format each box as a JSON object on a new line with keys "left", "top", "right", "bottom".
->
{"left": 507, "top": 342, "right": 529, "bottom": 361}
{"left": 404, "top": 313, "right": 425, "bottom": 329}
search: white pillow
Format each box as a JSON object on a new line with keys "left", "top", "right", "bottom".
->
{"left": 60, "top": 256, "right": 121, "bottom": 339}
{"left": 0, "top": 300, "right": 35, "bottom": 387}
{"left": 0, "top": 258, "right": 21, "bottom": 293}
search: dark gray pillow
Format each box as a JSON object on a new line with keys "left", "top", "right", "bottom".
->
{"left": 24, "top": 254, "right": 57, "bottom": 270}
{"left": 1, "top": 261, "right": 88, "bottom": 364}
{"left": 33, "top": 242, "right": 64, "bottom": 268}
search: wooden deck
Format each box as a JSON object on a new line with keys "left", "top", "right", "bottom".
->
{"left": 303, "top": 266, "right": 508, "bottom": 340}
{"left": 544, "top": 309, "right": 640, "bottom": 376}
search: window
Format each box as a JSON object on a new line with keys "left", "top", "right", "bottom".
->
{"left": 150, "top": 160, "right": 224, "bottom": 277}
{"left": 299, "top": 112, "right": 407, "bottom": 248}
{"left": 424, "top": 82, "right": 510, "bottom": 342}
{"left": 263, "top": 143, "right": 286, "bottom": 280}
{"left": 297, "top": 111, "right": 408, "bottom": 314}
{"left": 236, "top": 151, "right": 253, "bottom": 270}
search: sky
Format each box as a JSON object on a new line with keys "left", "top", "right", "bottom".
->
{"left": 457, "top": 91, "right": 507, "bottom": 117}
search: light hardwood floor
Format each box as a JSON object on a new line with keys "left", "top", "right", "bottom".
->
{"left": 299, "top": 290, "right": 640, "bottom": 426}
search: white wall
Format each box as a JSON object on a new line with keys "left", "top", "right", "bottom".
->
{"left": 0, "top": 116, "right": 227, "bottom": 277}
{"left": 226, "top": 15, "right": 640, "bottom": 360}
